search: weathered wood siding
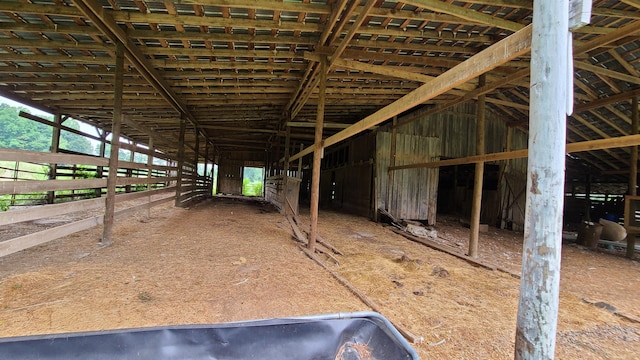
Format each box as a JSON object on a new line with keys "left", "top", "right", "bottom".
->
{"left": 389, "top": 103, "right": 528, "bottom": 230}
{"left": 320, "top": 134, "right": 375, "bottom": 217}
{"left": 499, "top": 128, "right": 528, "bottom": 231}
{"left": 265, "top": 175, "right": 300, "bottom": 214}
{"left": 376, "top": 132, "right": 440, "bottom": 224}
{"left": 217, "top": 159, "right": 243, "bottom": 195}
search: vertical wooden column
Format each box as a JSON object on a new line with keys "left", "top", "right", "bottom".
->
{"left": 175, "top": 118, "right": 186, "bottom": 207}
{"left": 47, "top": 113, "right": 63, "bottom": 204}
{"left": 297, "top": 143, "right": 304, "bottom": 178}
{"left": 125, "top": 142, "right": 134, "bottom": 193}
{"left": 628, "top": 96, "right": 639, "bottom": 259}
{"left": 95, "top": 130, "right": 107, "bottom": 198}
{"left": 147, "top": 137, "right": 154, "bottom": 218}
{"left": 193, "top": 127, "right": 200, "bottom": 195}
{"left": 499, "top": 127, "right": 513, "bottom": 229}
{"left": 515, "top": 1, "right": 569, "bottom": 358}
{"left": 386, "top": 116, "right": 398, "bottom": 213}
{"left": 469, "top": 74, "right": 486, "bottom": 258}
{"left": 282, "top": 126, "right": 291, "bottom": 213}
{"left": 585, "top": 174, "right": 592, "bottom": 221}
{"left": 309, "top": 57, "right": 327, "bottom": 252}
{"left": 204, "top": 139, "right": 210, "bottom": 195}
{"left": 102, "top": 41, "right": 124, "bottom": 245}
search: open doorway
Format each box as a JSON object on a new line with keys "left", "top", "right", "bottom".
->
{"left": 242, "top": 166, "right": 264, "bottom": 197}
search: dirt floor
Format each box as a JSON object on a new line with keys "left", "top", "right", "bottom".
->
{"left": 1, "top": 196, "right": 639, "bottom": 359}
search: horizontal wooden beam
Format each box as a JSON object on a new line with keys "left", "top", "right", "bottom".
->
{"left": 289, "top": 24, "right": 533, "bottom": 163}
{"left": 390, "top": 134, "right": 640, "bottom": 171}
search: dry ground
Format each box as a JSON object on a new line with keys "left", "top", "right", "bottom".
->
{"left": 1, "top": 196, "right": 639, "bottom": 359}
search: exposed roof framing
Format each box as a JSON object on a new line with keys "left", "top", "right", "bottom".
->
{"left": 0, "top": 0, "right": 639, "bottom": 181}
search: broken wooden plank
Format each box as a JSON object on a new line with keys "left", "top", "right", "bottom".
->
{"left": 582, "top": 298, "right": 640, "bottom": 324}
{"left": 391, "top": 227, "right": 521, "bottom": 279}
{"left": 288, "top": 210, "right": 344, "bottom": 255}
{"left": 298, "top": 244, "right": 423, "bottom": 344}
{"left": 286, "top": 215, "right": 338, "bottom": 264}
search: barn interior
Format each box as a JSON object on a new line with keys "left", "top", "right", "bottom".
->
{"left": 1, "top": 0, "right": 640, "bottom": 358}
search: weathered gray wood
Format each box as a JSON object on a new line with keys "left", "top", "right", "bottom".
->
{"left": 0, "top": 148, "right": 109, "bottom": 167}
{"left": 175, "top": 118, "right": 186, "bottom": 207}
{"left": 0, "top": 197, "right": 105, "bottom": 226}
{"left": 102, "top": 41, "right": 124, "bottom": 245}
{"left": 515, "top": 1, "right": 569, "bottom": 358}
{"left": 377, "top": 132, "right": 440, "bottom": 223}
{"left": 0, "top": 178, "right": 107, "bottom": 196}
{"left": 469, "top": 74, "right": 486, "bottom": 258}
{"left": 47, "top": 113, "right": 62, "bottom": 204}
{"left": 0, "top": 215, "right": 103, "bottom": 258}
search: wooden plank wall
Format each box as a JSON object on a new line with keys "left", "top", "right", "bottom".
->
{"left": 265, "top": 175, "right": 301, "bottom": 214}
{"left": 319, "top": 133, "right": 375, "bottom": 217}
{"left": 499, "top": 129, "right": 528, "bottom": 231}
{"left": 217, "top": 159, "right": 243, "bottom": 195}
{"left": 376, "top": 132, "right": 441, "bottom": 224}
{"left": 390, "top": 103, "right": 528, "bottom": 230}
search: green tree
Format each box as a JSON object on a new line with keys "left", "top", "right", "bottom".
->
{"left": 0, "top": 103, "right": 51, "bottom": 151}
{"left": 0, "top": 104, "right": 93, "bottom": 154}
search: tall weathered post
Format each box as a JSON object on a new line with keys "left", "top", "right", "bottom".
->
{"left": 309, "top": 57, "right": 327, "bottom": 252}
{"left": 515, "top": 1, "right": 569, "bottom": 359}
{"left": 469, "top": 74, "right": 486, "bottom": 258}
{"left": 102, "top": 41, "right": 124, "bottom": 245}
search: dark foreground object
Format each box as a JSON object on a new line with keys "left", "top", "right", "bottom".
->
{"left": 0, "top": 312, "right": 419, "bottom": 360}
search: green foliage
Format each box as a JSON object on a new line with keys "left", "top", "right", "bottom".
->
{"left": 242, "top": 167, "right": 264, "bottom": 196}
{"left": 0, "top": 199, "right": 9, "bottom": 211}
{"left": 0, "top": 103, "right": 52, "bottom": 151}
{"left": 0, "top": 103, "right": 93, "bottom": 154}
{"left": 74, "top": 165, "right": 96, "bottom": 179}
{"left": 242, "top": 178, "right": 263, "bottom": 197}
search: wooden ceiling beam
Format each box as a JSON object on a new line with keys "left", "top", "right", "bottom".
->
{"left": 72, "top": 0, "right": 196, "bottom": 124}
{"left": 575, "top": 60, "right": 640, "bottom": 85}
{"left": 401, "top": 0, "right": 525, "bottom": 32}
{"left": 291, "top": 24, "right": 533, "bottom": 162}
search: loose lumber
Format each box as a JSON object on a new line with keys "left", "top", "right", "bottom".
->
{"left": 286, "top": 215, "right": 339, "bottom": 265}
{"left": 298, "top": 244, "right": 423, "bottom": 344}
{"left": 391, "top": 228, "right": 521, "bottom": 278}
{"left": 582, "top": 298, "right": 640, "bottom": 324}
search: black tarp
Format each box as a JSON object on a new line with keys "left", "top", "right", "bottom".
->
{"left": 0, "top": 312, "right": 419, "bottom": 360}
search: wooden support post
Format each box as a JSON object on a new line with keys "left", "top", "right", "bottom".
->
{"left": 469, "top": 74, "right": 486, "bottom": 258}
{"left": 101, "top": 41, "right": 124, "bottom": 246}
{"left": 147, "top": 136, "right": 154, "bottom": 218}
{"left": 628, "top": 96, "right": 639, "bottom": 259}
{"left": 125, "top": 142, "right": 134, "bottom": 193}
{"left": 386, "top": 116, "right": 398, "bottom": 212}
{"left": 47, "top": 113, "right": 62, "bottom": 204}
{"left": 586, "top": 174, "right": 592, "bottom": 221}
{"left": 95, "top": 130, "right": 107, "bottom": 198}
{"left": 499, "top": 127, "right": 513, "bottom": 229}
{"left": 297, "top": 143, "right": 303, "bottom": 179}
{"left": 175, "top": 118, "right": 186, "bottom": 207}
{"left": 204, "top": 139, "right": 210, "bottom": 195}
{"left": 283, "top": 126, "right": 291, "bottom": 214}
{"left": 309, "top": 57, "right": 327, "bottom": 252}
{"left": 515, "top": 1, "right": 569, "bottom": 358}
{"left": 193, "top": 127, "right": 200, "bottom": 194}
